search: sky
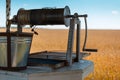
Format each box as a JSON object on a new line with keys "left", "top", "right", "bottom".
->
{"left": 0, "top": 0, "right": 120, "bottom": 29}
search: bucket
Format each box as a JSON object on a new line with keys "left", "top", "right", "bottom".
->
{"left": 0, "top": 32, "right": 33, "bottom": 71}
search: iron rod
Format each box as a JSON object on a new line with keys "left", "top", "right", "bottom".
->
{"left": 82, "top": 17, "right": 88, "bottom": 51}
{"left": 66, "top": 18, "right": 75, "bottom": 66}
{"left": 7, "top": 33, "right": 11, "bottom": 68}
{"left": 65, "top": 14, "right": 87, "bottom": 18}
{"left": 75, "top": 21, "right": 81, "bottom": 62}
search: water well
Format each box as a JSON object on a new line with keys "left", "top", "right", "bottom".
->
{"left": 0, "top": 0, "right": 97, "bottom": 80}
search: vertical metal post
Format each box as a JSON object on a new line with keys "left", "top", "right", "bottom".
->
{"left": 66, "top": 18, "right": 75, "bottom": 66}
{"left": 75, "top": 20, "right": 82, "bottom": 62}
{"left": 7, "top": 34, "right": 11, "bottom": 68}
{"left": 6, "top": 0, "right": 11, "bottom": 32}
{"left": 6, "top": 0, "right": 12, "bottom": 69}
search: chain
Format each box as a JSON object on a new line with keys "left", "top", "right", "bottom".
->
{"left": 6, "top": 0, "right": 11, "bottom": 32}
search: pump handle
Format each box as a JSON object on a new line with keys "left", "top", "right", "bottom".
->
{"left": 82, "top": 16, "right": 98, "bottom": 52}
{"left": 83, "top": 49, "right": 97, "bottom": 52}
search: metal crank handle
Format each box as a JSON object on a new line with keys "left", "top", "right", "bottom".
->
{"left": 83, "top": 49, "right": 98, "bottom": 52}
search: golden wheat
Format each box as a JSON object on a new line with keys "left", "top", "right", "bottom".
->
{"left": 0, "top": 28, "right": 120, "bottom": 80}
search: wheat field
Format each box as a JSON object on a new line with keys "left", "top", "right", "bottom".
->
{"left": 0, "top": 28, "right": 120, "bottom": 80}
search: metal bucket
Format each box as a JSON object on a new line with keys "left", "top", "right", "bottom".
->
{"left": 0, "top": 32, "right": 33, "bottom": 71}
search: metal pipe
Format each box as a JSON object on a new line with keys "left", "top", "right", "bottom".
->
{"left": 66, "top": 18, "right": 75, "bottom": 66}
{"left": 82, "top": 17, "right": 88, "bottom": 51}
{"left": 6, "top": 0, "right": 11, "bottom": 69}
{"left": 65, "top": 14, "right": 88, "bottom": 18}
{"left": 7, "top": 33, "right": 11, "bottom": 68}
{"left": 75, "top": 21, "right": 81, "bottom": 62}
